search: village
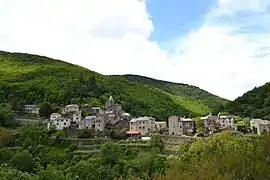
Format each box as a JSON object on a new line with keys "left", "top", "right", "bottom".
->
{"left": 22, "top": 95, "right": 270, "bottom": 139}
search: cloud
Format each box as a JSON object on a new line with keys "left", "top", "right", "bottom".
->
{"left": 0, "top": 0, "right": 270, "bottom": 100}
{"left": 167, "top": 0, "right": 270, "bottom": 100}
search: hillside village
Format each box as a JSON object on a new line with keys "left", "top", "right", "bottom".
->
{"left": 22, "top": 95, "right": 270, "bottom": 138}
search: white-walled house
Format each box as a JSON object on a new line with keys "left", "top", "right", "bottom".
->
{"left": 250, "top": 119, "right": 270, "bottom": 135}
{"left": 72, "top": 110, "right": 82, "bottom": 123}
{"left": 62, "top": 104, "right": 79, "bottom": 114}
{"left": 24, "top": 105, "right": 40, "bottom": 114}
{"left": 50, "top": 113, "right": 61, "bottom": 121}
{"left": 51, "top": 117, "right": 71, "bottom": 130}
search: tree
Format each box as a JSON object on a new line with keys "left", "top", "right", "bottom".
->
{"left": 18, "top": 125, "right": 49, "bottom": 148}
{"left": 10, "top": 151, "right": 36, "bottom": 172}
{"left": 100, "top": 142, "right": 121, "bottom": 165}
{"left": 0, "top": 110, "right": 16, "bottom": 128}
{"left": 37, "top": 164, "right": 71, "bottom": 180}
{"left": 0, "top": 128, "right": 14, "bottom": 148}
{"left": 149, "top": 134, "right": 165, "bottom": 154}
{"left": 195, "top": 117, "right": 204, "bottom": 133}
{"left": 39, "top": 102, "right": 53, "bottom": 119}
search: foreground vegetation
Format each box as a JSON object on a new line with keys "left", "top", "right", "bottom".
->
{"left": 0, "top": 51, "right": 226, "bottom": 119}
{"left": 1, "top": 122, "right": 270, "bottom": 180}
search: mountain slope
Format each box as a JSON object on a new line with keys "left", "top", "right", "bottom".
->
{"left": 220, "top": 82, "right": 270, "bottom": 119}
{"left": 119, "top": 74, "right": 227, "bottom": 109}
{"left": 0, "top": 51, "right": 226, "bottom": 119}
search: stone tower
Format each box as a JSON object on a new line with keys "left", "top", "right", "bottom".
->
{"left": 105, "top": 95, "right": 115, "bottom": 112}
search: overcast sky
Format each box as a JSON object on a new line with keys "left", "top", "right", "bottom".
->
{"left": 0, "top": 0, "right": 269, "bottom": 100}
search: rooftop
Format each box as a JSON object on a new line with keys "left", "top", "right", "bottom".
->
{"left": 155, "top": 121, "right": 166, "bottom": 124}
{"left": 51, "top": 113, "right": 61, "bottom": 116}
{"left": 25, "top": 105, "right": 36, "bottom": 107}
{"left": 126, "top": 131, "right": 140, "bottom": 135}
{"left": 180, "top": 118, "right": 194, "bottom": 122}
{"left": 136, "top": 116, "right": 156, "bottom": 121}
{"left": 65, "top": 104, "right": 79, "bottom": 108}
{"left": 251, "top": 119, "right": 270, "bottom": 125}
{"left": 108, "top": 95, "right": 114, "bottom": 101}
{"left": 122, "top": 113, "right": 131, "bottom": 117}
{"left": 85, "top": 116, "right": 96, "bottom": 120}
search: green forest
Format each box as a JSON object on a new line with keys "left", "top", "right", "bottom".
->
{"left": 0, "top": 51, "right": 227, "bottom": 119}
{"left": 218, "top": 82, "right": 270, "bottom": 120}
{"left": 1, "top": 124, "right": 270, "bottom": 180}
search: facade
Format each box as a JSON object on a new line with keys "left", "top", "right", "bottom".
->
{"left": 106, "top": 119, "right": 130, "bottom": 131}
{"left": 24, "top": 105, "right": 40, "bottom": 114}
{"left": 202, "top": 114, "right": 218, "bottom": 135}
{"left": 62, "top": 104, "right": 79, "bottom": 114}
{"left": 250, "top": 119, "right": 270, "bottom": 135}
{"left": 78, "top": 115, "right": 106, "bottom": 132}
{"left": 121, "top": 113, "right": 131, "bottom": 121}
{"left": 50, "top": 113, "right": 61, "bottom": 121}
{"left": 91, "top": 107, "right": 102, "bottom": 115}
{"left": 202, "top": 113, "right": 235, "bottom": 135}
{"left": 105, "top": 96, "right": 122, "bottom": 119}
{"left": 155, "top": 121, "right": 167, "bottom": 130}
{"left": 71, "top": 110, "right": 82, "bottom": 123}
{"left": 51, "top": 117, "right": 71, "bottom": 130}
{"left": 218, "top": 115, "right": 235, "bottom": 130}
{"left": 129, "top": 117, "right": 156, "bottom": 136}
{"left": 168, "top": 116, "right": 195, "bottom": 136}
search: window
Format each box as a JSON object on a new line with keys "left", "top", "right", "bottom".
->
{"left": 173, "top": 125, "right": 175, "bottom": 128}
{"left": 131, "top": 127, "right": 132, "bottom": 129}
{"left": 57, "top": 123, "right": 59, "bottom": 125}
{"left": 139, "top": 126, "right": 141, "bottom": 129}
{"left": 143, "top": 126, "right": 145, "bottom": 129}
{"left": 64, "top": 123, "right": 66, "bottom": 125}
{"left": 148, "top": 128, "right": 150, "bottom": 131}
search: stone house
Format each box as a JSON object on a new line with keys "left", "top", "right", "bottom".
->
{"left": 24, "top": 105, "right": 40, "bottom": 114}
{"left": 155, "top": 121, "right": 167, "bottom": 131}
{"left": 202, "top": 113, "right": 235, "bottom": 135}
{"left": 129, "top": 117, "right": 156, "bottom": 136}
{"left": 201, "top": 113, "right": 218, "bottom": 135}
{"left": 168, "top": 116, "right": 195, "bottom": 136}
{"left": 78, "top": 115, "right": 106, "bottom": 132}
{"left": 91, "top": 107, "right": 103, "bottom": 115}
{"left": 121, "top": 113, "right": 131, "bottom": 121}
{"left": 105, "top": 96, "right": 122, "bottom": 119}
{"left": 71, "top": 110, "right": 82, "bottom": 123}
{"left": 250, "top": 119, "right": 270, "bottom": 135}
{"left": 50, "top": 117, "right": 71, "bottom": 130}
{"left": 218, "top": 115, "right": 235, "bottom": 130}
{"left": 106, "top": 119, "right": 130, "bottom": 131}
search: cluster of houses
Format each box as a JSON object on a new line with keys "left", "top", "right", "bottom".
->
{"left": 23, "top": 97, "right": 270, "bottom": 137}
